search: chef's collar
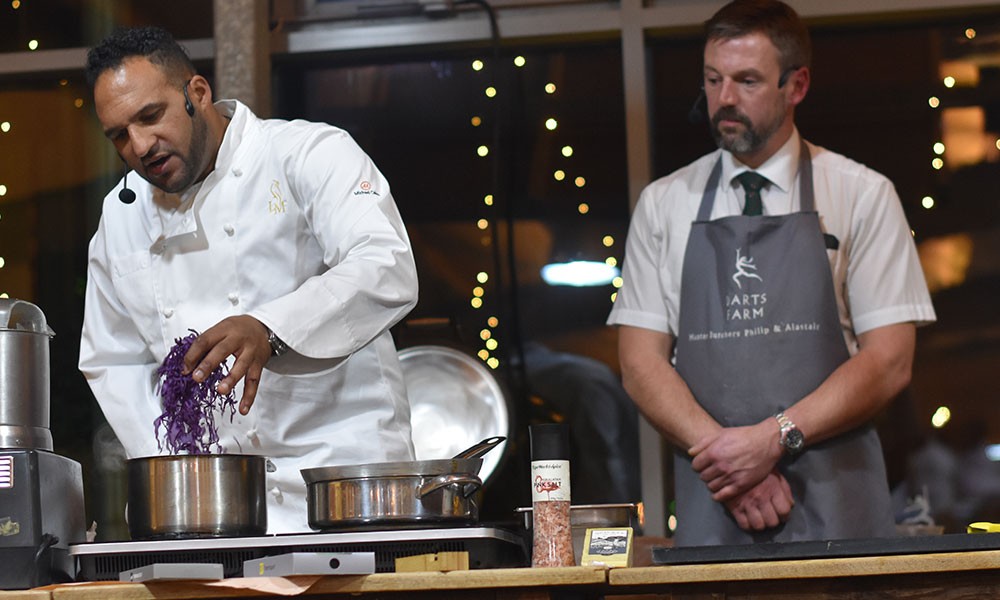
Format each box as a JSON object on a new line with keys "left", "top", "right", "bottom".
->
{"left": 723, "top": 127, "right": 802, "bottom": 195}
{"left": 213, "top": 100, "right": 246, "bottom": 172}
{"left": 169, "top": 100, "right": 246, "bottom": 205}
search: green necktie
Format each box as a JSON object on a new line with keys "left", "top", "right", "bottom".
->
{"left": 736, "top": 171, "right": 767, "bottom": 216}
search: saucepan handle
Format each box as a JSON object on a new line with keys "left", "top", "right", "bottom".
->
{"left": 417, "top": 473, "right": 483, "bottom": 499}
{"left": 451, "top": 436, "right": 507, "bottom": 460}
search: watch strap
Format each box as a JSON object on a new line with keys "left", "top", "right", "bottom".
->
{"left": 775, "top": 411, "right": 793, "bottom": 432}
{"left": 266, "top": 326, "right": 290, "bottom": 357}
{"left": 775, "top": 411, "right": 804, "bottom": 454}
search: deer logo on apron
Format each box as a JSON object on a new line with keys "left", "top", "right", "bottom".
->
{"left": 672, "top": 140, "right": 895, "bottom": 546}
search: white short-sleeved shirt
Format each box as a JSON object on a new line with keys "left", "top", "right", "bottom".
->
{"left": 608, "top": 129, "right": 936, "bottom": 354}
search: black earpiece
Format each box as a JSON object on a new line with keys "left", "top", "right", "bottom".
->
{"left": 778, "top": 66, "right": 802, "bottom": 89}
{"left": 119, "top": 168, "right": 136, "bottom": 204}
{"left": 183, "top": 79, "right": 194, "bottom": 117}
{"left": 688, "top": 88, "right": 707, "bottom": 124}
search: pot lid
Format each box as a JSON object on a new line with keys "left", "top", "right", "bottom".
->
{"left": 397, "top": 345, "right": 509, "bottom": 484}
{"left": 0, "top": 298, "right": 55, "bottom": 336}
{"left": 301, "top": 457, "right": 484, "bottom": 483}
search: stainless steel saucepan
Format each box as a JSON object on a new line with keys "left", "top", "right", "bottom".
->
{"left": 126, "top": 454, "right": 267, "bottom": 540}
{"left": 300, "top": 436, "right": 505, "bottom": 530}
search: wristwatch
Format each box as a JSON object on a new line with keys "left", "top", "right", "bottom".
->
{"left": 775, "top": 411, "right": 805, "bottom": 455}
{"left": 265, "top": 326, "right": 290, "bottom": 357}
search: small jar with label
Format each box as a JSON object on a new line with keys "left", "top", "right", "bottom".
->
{"left": 529, "top": 423, "right": 575, "bottom": 567}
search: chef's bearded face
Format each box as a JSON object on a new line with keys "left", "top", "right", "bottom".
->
{"left": 94, "top": 57, "right": 215, "bottom": 194}
{"left": 178, "top": 108, "right": 211, "bottom": 192}
{"left": 709, "top": 103, "right": 785, "bottom": 156}
{"left": 702, "top": 32, "right": 804, "bottom": 165}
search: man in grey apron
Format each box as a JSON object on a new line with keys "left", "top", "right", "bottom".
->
{"left": 673, "top": 139, "right": 896, "bottom": 544}
{"left": 608, "top": 0, "right": 935, "bottom": 546}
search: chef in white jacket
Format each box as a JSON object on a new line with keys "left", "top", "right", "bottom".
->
{"left": 78, "top": 26, "right": 418, "bottom": 533}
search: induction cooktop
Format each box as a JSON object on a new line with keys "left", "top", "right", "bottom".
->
{"left": 652, "top": 532, "right": 1000, "bottom": 565}
{"left": 71, "top": 526, "right": 527, "bottom": 580}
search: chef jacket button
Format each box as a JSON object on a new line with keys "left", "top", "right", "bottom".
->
{"left": 228, "top": 292, "right": 239, "bottom": 305}
{"left": 232, "top": 168, "right": 243, "bottom": 177}
{"left": 163, "top": 308, "right": 174, "bottom": 318}
{"left": 224, "top": 224, "right": 235, "bottom": 236}
{"left": 270, "top": 486, "right": 283, "bottom": 501}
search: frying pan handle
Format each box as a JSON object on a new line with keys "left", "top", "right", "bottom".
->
{"left": 418, "top": 473, "right": 483, "bottom": 499}
{"left": 452, "top": 436, "right": 507, "bottom": 460}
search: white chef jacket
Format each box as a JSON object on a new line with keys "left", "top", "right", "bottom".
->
{"left": 608, "top": 128, "right": 936, "bottom": 353}
{"left": 79, "top": 100, "right": 418, "bottom": 533}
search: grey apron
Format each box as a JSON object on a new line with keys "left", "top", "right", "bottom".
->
{"left": 672, "top": 140, "right": 895, "bottom": 546}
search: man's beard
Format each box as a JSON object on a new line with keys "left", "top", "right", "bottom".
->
{"left": 157, "top": 113, "right": 211, "bottom": 194}
{"left": 710, "top": 106, "right": 782, "bottom": 155}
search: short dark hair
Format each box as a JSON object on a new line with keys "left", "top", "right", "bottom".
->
{"left": 704, "top": 0, "right": 811, "bottom": 73}
{"left": 85, "top": 26, "right": 196, "bottom": 88}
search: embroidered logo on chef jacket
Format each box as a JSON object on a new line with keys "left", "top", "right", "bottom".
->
{"left": 269, "top": 180, "right": 287, "bottom": 215}
{"left": 353, "top": 180, "right": 381, "bottom": 197}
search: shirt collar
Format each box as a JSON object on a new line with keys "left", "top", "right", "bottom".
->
{"left": 722, "top": 127, "right": 801, "bottom": 194}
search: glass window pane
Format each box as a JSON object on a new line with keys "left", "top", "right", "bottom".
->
{"left": 277, "top": 44, "right": 627, "bottom": 358}
{"left": 276, "top": 42, "right": 634, "bottom": 509}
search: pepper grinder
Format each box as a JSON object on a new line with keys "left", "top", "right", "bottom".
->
{"left": 529, "top": 423, "right": 575, "bottom": 567}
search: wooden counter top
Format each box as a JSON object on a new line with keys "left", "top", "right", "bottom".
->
{"left": 0, "top": 591, "right": 51, "bottom": 600}
{"left": 46, "top": 567, "right": 607, "bottom": 600}
{"left": 21, "top": 548, "right": 1000, "bottom": 600}
{"left": 610, "top": 548, "right": 1000, "bottom": 585}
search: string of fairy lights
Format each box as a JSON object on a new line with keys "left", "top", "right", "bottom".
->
{"left": 0, "top": 0, "right": 19, "bottom": 299}
{"left": 466, "top": 53, "right": 624, "bottom": 370}
{"left": 469, "top": 57, "right": 500, "bottom": 370}
{"left": 923, "top": 26, "right": 979, "bottom": 213}
{"left": 923, "top": 25, "right": 979, "bottom": 434}
{"left": 0, "top": 111, "right": 9, "bottom": 301}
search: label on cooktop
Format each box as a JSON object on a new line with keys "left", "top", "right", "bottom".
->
{"left": 531, "top": 460, "right": 570, "bottom": 502}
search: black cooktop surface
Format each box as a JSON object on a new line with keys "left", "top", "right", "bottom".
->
{"left": 652, "top": 533, "right": 1000, "bottom": 565}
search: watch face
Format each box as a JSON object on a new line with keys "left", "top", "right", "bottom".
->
{"left": 784, "top": 428, "right": 805, "bottom": 453}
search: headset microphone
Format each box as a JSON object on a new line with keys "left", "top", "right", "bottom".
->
{"left": 118, "top": 168, "right": 136, "bottom": 204}
{"left": 688, "top": 88, "right": 707, "bottom": 124}
{"left": 183, "top": 81, "right": 194, "bottom": 117}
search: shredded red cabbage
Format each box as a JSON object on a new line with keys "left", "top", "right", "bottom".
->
{"left": 154, "top": 330, "right": 237, "bottom": 454}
